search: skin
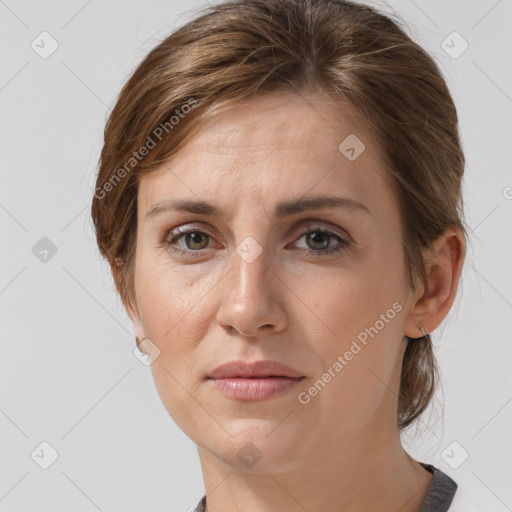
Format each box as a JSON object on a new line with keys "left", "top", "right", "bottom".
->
{"left": 118, "top": 91, "right": 465, "bottom": 512}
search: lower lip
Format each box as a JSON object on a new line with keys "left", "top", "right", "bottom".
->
{"left": 208, "top": 377, "right": 305, "bottom": 401}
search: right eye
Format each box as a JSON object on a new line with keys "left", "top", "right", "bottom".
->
{"left": 163, "top": 227, "right": 215, "bottom": 256}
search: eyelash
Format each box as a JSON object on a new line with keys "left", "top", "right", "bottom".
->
{"left": 161, "top": 224, "right": 350, "bottom": 258}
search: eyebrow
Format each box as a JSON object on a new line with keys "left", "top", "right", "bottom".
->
{"left": 145, "top": 195, "right": 371, "bottom": 220}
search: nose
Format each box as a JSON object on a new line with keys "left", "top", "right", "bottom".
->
{"left": 215, "top": 242, "right": 288, "bottom": 338}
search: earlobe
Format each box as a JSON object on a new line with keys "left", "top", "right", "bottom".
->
{"left": 135, "top": 335, "right": 149, "bottom": 354}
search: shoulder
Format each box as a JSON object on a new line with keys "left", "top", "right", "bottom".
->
{"left": 417, "top": 462, "right": 489, "bottom": 512}
{"left": 447, "top": 485, "right": 489, "bottom": 512}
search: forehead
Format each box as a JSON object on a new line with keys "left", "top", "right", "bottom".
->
{"left": 137, "top": 91, "right": 394, "bottom": 223}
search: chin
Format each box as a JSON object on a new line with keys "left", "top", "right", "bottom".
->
{"left": 203, "top": 422, "right": 307, "bottom": 473}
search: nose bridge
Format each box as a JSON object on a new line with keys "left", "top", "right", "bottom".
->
{"left": 227, "top": 204, "right": 273, "bottom": 290}
{"left": 228, "top": 235, "right": 272, "bottom": 308}
{"left": 216, "top": 231, "right": 286, "bottom": 336}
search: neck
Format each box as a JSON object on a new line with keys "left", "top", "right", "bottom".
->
{"left": 197, "top": 421, "right": 433, "bottom": 512}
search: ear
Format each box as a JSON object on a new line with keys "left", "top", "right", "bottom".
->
{"left": 404, "top": 227, "right": 465, "bottom": 338}
{"left": 109, "top": 257, "right": 146, "bottom": 341}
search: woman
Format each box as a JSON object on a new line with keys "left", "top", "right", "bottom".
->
{"left": 91, "top": 0, "right": 484, "bottom": 510}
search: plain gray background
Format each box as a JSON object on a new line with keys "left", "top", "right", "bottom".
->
{"left": 1, "top": 0, "right": 511, "bottom": 510}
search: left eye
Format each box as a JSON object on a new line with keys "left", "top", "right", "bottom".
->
{"left": 292, "top": 229, "right": 348, "bottom": 255}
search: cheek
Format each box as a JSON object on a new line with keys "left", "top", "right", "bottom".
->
{"left": 294, "top": 258, "right": 405, "bottom": 396}
{"left": 134, "top": 259, "right": 216, "bottom": 429}
{"left": 134, "top": 256, "right": 217, "bottom": 358}
{"left": 294, "top": 265, "right": 394, "bottom": 343}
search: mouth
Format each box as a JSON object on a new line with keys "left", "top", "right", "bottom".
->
{"left": 207, "top": 359, "right": 306, "bottom": 401}
{"left": 207, "top": 375, "right": 305, "bottom": 401}
{"left": 208, "top": 359, "right": 305, "bottom": 379}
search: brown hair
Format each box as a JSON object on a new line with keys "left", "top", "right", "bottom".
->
{"left": 91, "top": 0, "right": 467, "bottom": 431}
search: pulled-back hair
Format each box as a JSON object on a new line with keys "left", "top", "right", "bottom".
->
{"left": 91, "top": 0, "right": 467, "bottom": 431}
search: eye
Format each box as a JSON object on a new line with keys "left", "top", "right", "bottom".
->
{"left": 291, "top": 226, "right": 350, "bottom": 257}
{"left": 163, "top": 227, "right": 214, "bottom": 256}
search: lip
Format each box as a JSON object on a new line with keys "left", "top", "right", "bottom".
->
{"left": 208, "top": 359, "right": 305, "bottom": 379}
{"left": 207, "top": 360, "right": 306, "bottom": 401}
{"left": 208, "top": 377, "right": 304, "bottom": 401}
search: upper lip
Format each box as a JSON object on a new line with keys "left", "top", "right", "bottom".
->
{"left": 208, "top": 360, "right": 305, "bottom": 379}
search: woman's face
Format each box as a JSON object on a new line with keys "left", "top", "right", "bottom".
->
{"left": 129, "top": 91, "right": 422, "bottom": 471}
